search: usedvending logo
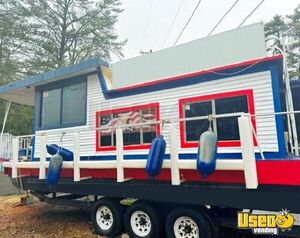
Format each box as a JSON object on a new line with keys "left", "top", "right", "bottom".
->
{"left": 237, "top": 209, "right": 295, "bottom": 235}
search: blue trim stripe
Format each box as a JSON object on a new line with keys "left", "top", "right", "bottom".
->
{"left": 32, "top": 151, "right": 285, "bottom": 162}
{"left": 270, "top": 64, "right": 287, "bottom": 157}
{"left": 96, "top": 67, "right": 109, "bottom": 99}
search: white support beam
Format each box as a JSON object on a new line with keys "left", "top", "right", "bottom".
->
{"left": 238, "top": 115, "right": 258, "bottom": 189}
{"left": 116, "top": 129, "right": 124, "bottom": 182}
{"left": 39, "top": 135, "right": 46, "bottom": 179}
{"left": 73, "top": 132, "right": 80, "bottom": 182}
{"left": 45, "top": 161, "right": 73, "bottom": 169}
{"left": 78, "top": 161, "right": 117, "bottom": 169}
{"left": 16, "top": 162, "right": 39, "bottom": 168}
{"left": 11, "top": 138, "right": 18, "bottom": 178}
{"left": 169, "top": 124, "right": 180, "bottom": 185}
{"left": 215, "top": 160, "right": 243, "bottom": 170}
{"left": 5, "top": 159, "right": 244, "bottom": 171}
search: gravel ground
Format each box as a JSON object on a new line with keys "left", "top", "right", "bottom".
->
{"left": 0, "top": 194, "right": 114, "bottom": 238}
{"left": 0, "top": 193, "right": 295, "bottom": 238}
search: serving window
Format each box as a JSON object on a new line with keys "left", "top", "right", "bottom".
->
{"left": 96, "top": 103, "right": 160, "bottom": 151}
{"left": 179, "top": 90, "right": 256, "bottom": 148}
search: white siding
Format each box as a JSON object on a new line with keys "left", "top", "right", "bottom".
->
{"left": 34, "top": 70, "right": 279, "bottom": 158}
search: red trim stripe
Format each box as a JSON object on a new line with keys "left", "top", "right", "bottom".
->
{"left": 114, "top": 55, "right": 283, "bottom": 92}
{"left": 5, "top": 159, "right": 300, "bottom": 186}
{"left": 178, "top": 89, "right": 257, "bottom": 148}
{"left": 95, "top": 103, "right": 160, "bottom": 152}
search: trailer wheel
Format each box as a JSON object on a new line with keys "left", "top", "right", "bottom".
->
{"left": 124, "top": 202, "right": 163, "bottom": 238}
{"left": 91, "top": 198, "right": 123, "bottom": 237}
{"left": 165, "top": 207, "right": 212, "bottom": 238}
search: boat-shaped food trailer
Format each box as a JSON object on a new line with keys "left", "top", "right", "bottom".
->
{"left": 1, "top": 23, "right": 300, "bottom": 237}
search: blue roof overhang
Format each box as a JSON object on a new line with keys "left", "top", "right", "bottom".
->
{"left": 0, "top": 58, "right": 108, "bottom": 106}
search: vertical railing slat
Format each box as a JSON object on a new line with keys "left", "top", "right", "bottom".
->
{"left": 169, "top": 123, "right": 180, "bottom": 185}
{"left": 116, "top": 128, "right": 124, "bottom": 182}
{"left": 73, "top": 132, "right": 80, "bottom": 182}
{"left": 12, "top": 138, "right": 19, "bottom": 178}
{"left": 39, "top": 135, "right": 46, "bottom": 179}
{"left": 238, "top": 114, "right": 258, "bottom": 189}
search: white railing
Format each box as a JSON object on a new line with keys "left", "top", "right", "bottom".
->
{"left": 0, "top": 133, "right": 14, "bottom": 160}
{"left": 3, "top": 113, "right": 260, "bottom": 189}
{"left": 3, "top": 110, "right": 300, "bottom": 189}
{"left": 18, "top": 135, "right": 33, "bottom": 161}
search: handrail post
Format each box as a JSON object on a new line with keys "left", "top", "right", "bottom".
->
{"left": 73, "top": 132, "right": 80, "bottom": 182}
{"left": 238, "top": 114, "right": 258, "bottom": 189}
{"left": 169, "top": 123, "right": 180, "bottom": 185}
{"left": 39, "top": 134, "right": 46, "bottom": 179}
{"left": 116, "top": 128, "right": 124, "bottom": 182}
{"left": 12, "top": 137, "right": 19, "bottom": 178}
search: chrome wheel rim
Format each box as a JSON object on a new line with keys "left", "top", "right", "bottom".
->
{"left": 130, "top": 210, "right": 152, "bottom": 236}
{"left": 173, "top": 216, "right": 199, "bottom": 238}
{"left": 96, "top": 205, "right": 113, "bottom": 231}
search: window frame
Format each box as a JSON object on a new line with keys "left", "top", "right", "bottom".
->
{"left": 179, "top": 89, "right": 257, "bottom": 148}
{"left": 36, "top": 75, "right": 87, "bottom": 130}
{"left": 95, "top": 103, "right": 160, "bottom": 151}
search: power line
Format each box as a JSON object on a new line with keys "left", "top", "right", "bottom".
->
{"left": 161, "top": 0, "right": 184, "bottom": 48}
{"left": 237, "top": 0, "right": 265, "bottom": 28}
{"left": 140, "top": 0, "right": 154, "bottom": 51}
{"left": 207, "top": 0, "right": 240, "bottom": 37}
{"left": 173, "top": 0, "right": 203, "bottom": 46}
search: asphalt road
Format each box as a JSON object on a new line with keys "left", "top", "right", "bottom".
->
{"left": 0, "top": 172, "right": 18, "bottom": 195}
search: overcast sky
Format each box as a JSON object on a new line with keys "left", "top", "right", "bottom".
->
{"left": 114, "top": 0, "right": 299, "bottom": 61}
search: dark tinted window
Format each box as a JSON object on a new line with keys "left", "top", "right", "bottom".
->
{"left": 183, "top": 95, "right": 249, "bottom": 142}
{"left": 215, "top": 96, "right": 248, "bottom": 140}
{"left": 41, "top": 89, "right": 61, "bottom": 128}
{"left": 185, "top": 101, "right": 212, "bottom": 141}
{"left": 40, "top": 79, "right": 86, "bottom": 129}
{"left": 62, "top": 82, "right": 86, "bottom": 125}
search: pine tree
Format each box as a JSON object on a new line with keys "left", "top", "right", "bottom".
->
{"left": 265, "top": 5, "right": 300, "bottom": 79}
{"left": 0, "top": 0, "right": 125, "bottom": 135}
{"left": 15, "top": 0, "right": 125, "bottom": 72}
{"left": 286, "top": 5, "right": 300, "bottom": 79}
{"left": 0, "top": 1, "right": 33, "bottom": 135}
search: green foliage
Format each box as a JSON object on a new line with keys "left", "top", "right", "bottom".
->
{"left": 286, "top": 5, "right": 300, "bottom": 79}
{"left": 0, "top": 102, "right": 33, "bottom": 135}
{"left": 265, "top": 4, "right": 300, "bottom": 79}
{"left": 15, "top": 0, "right": 126, "bottom": 71}
{"left": 0, "top": 0, "right": 124, "bottom": 135}
{"left": 0, "top": 0, "right": 33, "bottom": 135}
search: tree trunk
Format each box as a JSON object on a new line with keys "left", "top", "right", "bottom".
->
{"left": 58, "top": 0, "right": 69, "bottom": 68}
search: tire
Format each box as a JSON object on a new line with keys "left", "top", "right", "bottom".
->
{"left": 124, "top": 201, "right": 163, "bottom": 238}
{"left": 91, "top": 198, "right": 124, "bottom": 237}
{"left": 165, "top": 207, "right": 212, "bottom": 238}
